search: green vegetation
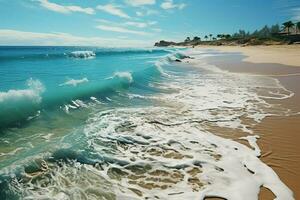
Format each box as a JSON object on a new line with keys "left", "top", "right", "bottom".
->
{"left": 282, "top": 21, "right": 294, "bottom": 35}
{"left": 296, "top": 22, "right": 300, "bottom": 34}
{"left": 155, "top": 21, "right": 300, "bottom": 47}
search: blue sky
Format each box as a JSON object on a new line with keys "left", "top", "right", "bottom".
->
{"left": 0, "top": 0, "right": 299, "bottom": 46}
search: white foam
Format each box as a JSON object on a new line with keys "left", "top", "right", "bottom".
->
{"left": 64, "top": 104, "right": 70, "bottom": 113}
{"left": 90, "top": 96, "right": 102, "bottom": 103}
{"left": 0, "top": 147, "right": 24, "bottom": 157}
{"left": 0, "top": 78, "right": 45, "bottom": 104}
{"left": 41, "top": 133, "right": 54, "bottom": 141}
{"left": 106, "top": 71, "right": 133, "bottom": 83}
{"left": 70, "top": 50, "right": 96, "bottom": 59}
{"left": 59, "top": 77, "right": 89, "bottom": 87}
{"left": 67, "top": 104, "right": 77, "bottom": 109}
{"left": 71, "top": 100, "right": 80, "bottom": 107}
{"left": 27, "top": 110, "right": 41, "bottom": 121}
{"left": 83, "top": 106, "right": 293, "bottom": 200}
{"left": 106, "top": 97, "right": 112, "bottom": 101}
{"left": 240, "top": 135, "right": 261, "bottom": 156}
{"left": 74, "top": 99, "right": 88, "bottom": 108}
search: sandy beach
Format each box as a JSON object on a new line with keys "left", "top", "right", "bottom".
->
{"left": 199, "top": 45, "right": 300, "bottom": 67}
{"left": 197, "top": 45, "right": 300, "bottom": 199}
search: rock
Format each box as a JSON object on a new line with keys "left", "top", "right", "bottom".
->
{"left": 154, "top": 40, "right": 176, "bottom": 47}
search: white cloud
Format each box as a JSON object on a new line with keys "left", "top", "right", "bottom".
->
{"left": 291, "top": 7, "right": 300, "bottom": 21}
{"left": 96, "top": 4, "right": 130, "bottom": 19}
{"left": 125, "top": 0, "right": 156, "bottom": 7}
{"left": 148, "top": 21, "right": 158, "bottom": 25}
{"left": 136, "top": 11, "right": 143, "bottom": 16}
{"left": 97, "top": 19, "right": 157, "bottom": 29}
{"left": 161, "top": 0, "right": 186, "bottom": 10}
{"left": 152, "top": 28, "right": 162, "bottom": 32}
{"left": 125, "top": 21, "right": 157, "bottom": 28}
{"left": 0, "top": 29, "right": 152, "bottom": 47}
{"left": 37, "top": 0, "right": 95, "bottom": 14}
{"left": 96, "top": 25, "right": 150, "bottom": 36}
{"left": 135, "top": 9, "right": 159, "bottom": 16}
{"left": 125, "top": 21, "right": 148, "bottom": 28}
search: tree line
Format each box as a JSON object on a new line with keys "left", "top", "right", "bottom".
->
{"left": 185, "top": 21, "right": 300, "bottom": 42}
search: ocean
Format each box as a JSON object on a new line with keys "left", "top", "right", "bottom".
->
{"left": 0, "top": 46, "right": 294, "bottom": 199}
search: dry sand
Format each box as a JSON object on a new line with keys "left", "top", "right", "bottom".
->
{"left": 199, "top": 45, "right": 300, "bottom": 67}
{"left": 197, "top": 45, "right": 300, "bottom": 199}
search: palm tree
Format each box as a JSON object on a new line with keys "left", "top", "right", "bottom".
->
{"left": 204, "top": 35, "right": 208, "bottom": 41}
{"left": 217, "top": 34, "right": 224, "bottom": 39}
{"left": 282, "top": 21, "right": 294, "bottom": 35}
{"left": 209, "top": 34, "right": 213, "bottom": 41}
{"left": 193, "top": 36, "right": 201, "bottom": 41}
{"left": 184, "top": 37, "right": 191, "bottom": 42}
{"left": 296, "top": 22, "right": 300, "bottom": 34}
{"left": 225, "top": 34, "right": 231, "bottom": 39}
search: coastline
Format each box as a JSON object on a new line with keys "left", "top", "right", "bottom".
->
{"left": 191, "top": 46, "right": 300, "bottom": 199}
{"left": 1, "top": 46, "right": 298, "bottom": 199}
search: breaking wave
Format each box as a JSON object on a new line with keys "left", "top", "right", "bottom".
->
{"left": 0, "top": 64, "right": 165, "bottom": 128}
{"left": 59, "top": 78, "right": 89, "bottom": 87}
{"left": 0, "top": 47, "right": 169, "bottom": 62}
{"left": 106, "top": 72, "right": 134, "bottom": 84}
{"left": 69, "top": 51, "right": 96, "bottom": 59}
{"left": 0, "top": 79, "right": 45, "bottom": 128}
{"left": 0, "top": 78, "right": 44, "bottom": 104}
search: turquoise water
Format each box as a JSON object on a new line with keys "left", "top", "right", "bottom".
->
{"left": 0, "top": 47, "right": 170, "bottom": 128}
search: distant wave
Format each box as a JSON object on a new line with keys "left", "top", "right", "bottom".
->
{"left": 69, "top": 51, "right": 96, "bottom": 59}
{"left": 0, "top": 48, "right": 168, "bottom": 62}
{"left": 59, "top": 78, "right": 89, "bottom": 87}
{"left": 96, "top": 48, "right": 167, "bottom": 55}
{"left": 112, "top": 72, "right": 133, "bottom": 83}
{"left": 106, "top": 72, "right": 133, "bottom": 84}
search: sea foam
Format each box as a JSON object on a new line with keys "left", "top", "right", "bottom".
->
{"left": 59, "top": 77, "right": 89, "bottom": 87}
{"left": 82, "top": 49, "right": 294, "bottom": 199}
{"left": 0, "top": 78, "right": 44, "bottom": 104}
{"left": 70, "top": 51, "right": 96, "bottom": 59}
{"left": 106, "top": 71, "right": 134, "bottom": 83}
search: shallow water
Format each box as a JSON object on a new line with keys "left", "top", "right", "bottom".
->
{"left": 0, "top": 47, "right": 295, "bottom": 199}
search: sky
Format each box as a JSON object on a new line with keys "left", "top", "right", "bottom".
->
{"left": 0, "top": 0, "right": 299, "bottom": 47}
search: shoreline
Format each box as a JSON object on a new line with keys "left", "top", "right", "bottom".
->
{"left": 191, "top": 46, "right": 300, "bottom": 199}
{"left": 195, "top": 44, "right": 300, "bottom": 67}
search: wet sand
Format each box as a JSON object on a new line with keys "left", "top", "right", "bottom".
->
{"left": 201, "top": 48, "right": 300, "bottom": 199}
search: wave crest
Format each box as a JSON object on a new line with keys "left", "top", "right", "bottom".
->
{"left": 0, "top": 79, "right": 45, "bottom": 128}
{"left": 0, "top": 78, "right": 44, "bottom": 104}
{"left": 107, "top": 72, "right": 133, "bottom": 84}
{"left": 59, "top": 78, "right": 89, "bottom": 87}
{"left": 69, "top": 51, "right": 96, "bottom": 59}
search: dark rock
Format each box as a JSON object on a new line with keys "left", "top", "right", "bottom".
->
{"left": 154, "top": 40, "right": 176, "bottom": 47}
